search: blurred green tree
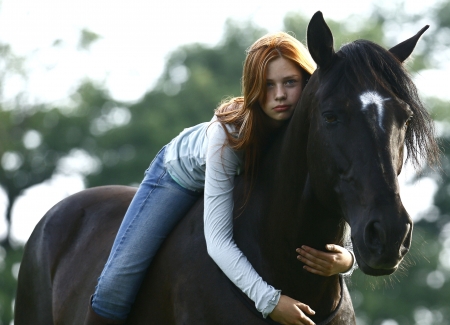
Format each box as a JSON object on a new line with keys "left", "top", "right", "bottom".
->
{"left": 0, "top": 245, "right": 22, "bottom": 324}
{"left": 0, "top": 80, "right": 122, "bottom": 248}
{"left": 0, "top": 30, "right": 118, "bottom": 249}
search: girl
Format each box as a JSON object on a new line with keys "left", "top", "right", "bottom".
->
{"left": 84, "top": 32, "right": 356, "bottom": 325}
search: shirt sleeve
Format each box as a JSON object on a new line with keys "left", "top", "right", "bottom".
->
{"left": 203, "top": 122, "right": 281, "bottom": 318}
{"left": 341, "top": 240, "right": 359, "bottom": 277}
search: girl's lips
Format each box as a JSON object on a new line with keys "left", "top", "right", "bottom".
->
{"left": 273, "top": 105, "right": 290, "bottom": 112}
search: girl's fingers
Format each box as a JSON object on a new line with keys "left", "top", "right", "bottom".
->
{"left": 302, "top": 265, "right": 325, "bottom": 276}
{"left": 270, "top": 295, "right": 317, "bottom": 325}
{"left": 297, "top": 244, "right": 353, "bottom": 276}
{"left": 297, "top": 248, "right": 319, "bottom": 262}
{"left": 296, "top": 303, "right": 316, "bottom": 325}
{"left": 300, "top": 246, "right": 329, "bottom": 261}
{"left": 297, "top": 303, "right": 315, "bottom": 315}
{"left": 298, "top": 256, "right": 324, "bottom": 270}
{"left": 326, "top": 244, "right": 343, "bottom": 253}
{"left": 296, "top": 247, "right": 327, "bottom": 267}
{"left": 300, "top": 245, "right": 321, "bottom": 255}
{"left": 297, "top": 254, "right": 323, "bottom": 271}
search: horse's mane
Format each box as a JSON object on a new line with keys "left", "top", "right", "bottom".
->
{"left": 320, "top": 40, "right": 440, "bottom": 169}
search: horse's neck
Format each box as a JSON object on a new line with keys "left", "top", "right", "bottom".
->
{"left": 252, "top": 108, "right": 344, "bottom": 316}
{"left": 262, "top": 109, "right": 311, "bottom": 239}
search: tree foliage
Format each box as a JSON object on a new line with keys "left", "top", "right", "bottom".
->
{"left": 0, "top": 80, "right": 121, "bottom": 247}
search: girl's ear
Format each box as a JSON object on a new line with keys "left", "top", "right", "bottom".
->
{"left": 307, "top": 11, "right": 335, "bottom": 69}
{"left": 389, "top": 25, "right": 429, "bottom": 63}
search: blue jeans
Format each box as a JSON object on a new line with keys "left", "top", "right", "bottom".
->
{"left": 92, "top": 146, "right": 201, "bottom": 320}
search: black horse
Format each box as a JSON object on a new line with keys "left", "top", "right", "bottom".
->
{"left": 15, "top": 12, "right": 438, "bottom": 325}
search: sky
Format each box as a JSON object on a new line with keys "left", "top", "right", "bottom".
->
{"left": 0, "top": 0, "right": 446, "bottom": 244}
{"left": 0, "top": 0, "right": 378, "bottom": 104}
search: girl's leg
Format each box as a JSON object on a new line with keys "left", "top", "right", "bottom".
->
{"left": 91, "top": 147, "right": 200, "bottom": 320}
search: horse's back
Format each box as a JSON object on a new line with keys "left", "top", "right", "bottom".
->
{"left": 16, "top": 184, "right": 265, "bottom": 324}
{"left": 15, "top": 185, "right": 136, "bottom": 325}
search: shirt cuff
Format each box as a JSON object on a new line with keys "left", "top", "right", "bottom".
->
{"left": 340, "top": 248, "right": 358, "bottom": 277}
{"left": 261, "top": 290, "right": 281, "bottom": 318}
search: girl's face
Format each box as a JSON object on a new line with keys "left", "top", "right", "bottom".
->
{"left": 260, "top": 56, "right": 304, "bottom": 126}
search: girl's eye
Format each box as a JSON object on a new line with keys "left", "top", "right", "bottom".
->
{"left": 323, "top": 114, "right": 338, "bottom": 124}
{"left": 266, "top": 82, "right": 274, "bottom": 88}
{"left": 285, "top": 79, "right": 297, "bottom": 86}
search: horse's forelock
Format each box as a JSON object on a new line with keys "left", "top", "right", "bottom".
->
{"left": 317, "top": 40, "right": 439, "bottom": 169}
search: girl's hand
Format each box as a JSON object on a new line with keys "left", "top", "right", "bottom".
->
{"left": 296, "top": 244, "right": 353, "bottom": 276}
{"left": 269, "top": 295, "right": 315, "bottom": 325}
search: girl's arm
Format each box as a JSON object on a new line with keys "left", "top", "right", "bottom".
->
{"left": 269, "top": 295, "right": 315, "bottom": 325}
{"left": 204, "top": 123, "right": 316, "bottom": 324}
{"left": 296, "top": 244, "right": 357, "bottom": 276}
{"left": 204, "top": 122, "right": 281, "bottom": 318}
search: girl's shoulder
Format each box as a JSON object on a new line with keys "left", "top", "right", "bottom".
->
{"left": 207, "top": 118, "right": 239, "bottom": 142}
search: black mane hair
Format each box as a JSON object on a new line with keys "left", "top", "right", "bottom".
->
{"left": 320, "top": 39, "right": 440, "bottom": 169}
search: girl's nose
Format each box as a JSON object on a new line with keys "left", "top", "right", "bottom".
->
{"left": 275, "top": 86, "right": 286, "bottom": 100}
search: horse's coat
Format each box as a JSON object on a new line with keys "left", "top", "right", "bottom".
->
{"left": 15, "top": 11, "right": 439, "bottom": 325}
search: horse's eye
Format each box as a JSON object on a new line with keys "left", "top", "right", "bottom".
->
{"left": 323, "top": 114, "right": 338, "bottom": 124}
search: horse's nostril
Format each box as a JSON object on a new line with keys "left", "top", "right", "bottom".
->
{"left": 365, "top": 221, "right": 386, "bottom": 255}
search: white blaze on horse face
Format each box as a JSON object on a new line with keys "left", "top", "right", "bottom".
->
{"left": 360, "top": 91, "right": 389, "bottom": 131}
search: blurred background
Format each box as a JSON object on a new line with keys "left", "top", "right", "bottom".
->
{"left": 0, "top": 0, "right": 449, "bottom": 324}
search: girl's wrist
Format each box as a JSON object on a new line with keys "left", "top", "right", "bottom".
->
{"left": 340, "top": 249, "right": 358, "bottom": 276}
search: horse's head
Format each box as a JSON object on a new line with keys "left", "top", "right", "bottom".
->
{"left": 302, "top": 12, "right": 438, "bottom": 276}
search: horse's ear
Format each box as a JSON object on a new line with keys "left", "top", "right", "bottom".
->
{"left": 307, "top": 11, "right": 335, "bottom": 69}
{"left": 389, "top": 25, "right": 429, "bottom": 63}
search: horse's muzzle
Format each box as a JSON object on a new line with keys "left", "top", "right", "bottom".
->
{"left": 352, "top": 208, "right": 413, "bottom": 276}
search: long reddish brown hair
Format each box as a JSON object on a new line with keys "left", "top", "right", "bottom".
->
{"left": 215, "top": 32, "right": 316, "bottom": 196}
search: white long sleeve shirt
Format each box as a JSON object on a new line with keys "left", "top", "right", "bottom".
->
{"left": 164, "top": 118, "right": 281, "bottom": 317}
